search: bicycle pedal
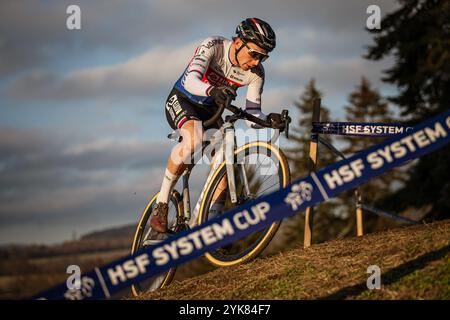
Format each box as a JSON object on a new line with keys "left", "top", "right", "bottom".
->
{"left": 142, "top": 231, "right": 169, "bottom": 246}
{"left": 142, "top": 239, "right": 163, "bottom": 247}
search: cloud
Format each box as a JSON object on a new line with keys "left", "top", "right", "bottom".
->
{"left": 0, "top": 127, "right": 170, "bottom": 176}
{"left": 6, "top": 40, "right": 390, "bottom": 104}
{"left": 2, "top": 0, "right": 401, "bottom": 102}
{"left": 0, "top": 127, "right": 170, "bottom": 214}
{"left": 276, "top": 27, "right": 371, "bottom": 60}
{"left": 260, "top": 87, "right": 298, "bottom": 113}
{"left": 0, "top": 0, "right": 400, "bottom": 76}
{"left": 0, "top": 125, "right": 211, "bottom": 226}
{"left": 96, "top": 122, "right": 140, "bottom": 135}
{"left": 271, "top": 55, "right": 393, "bottom": 98}
{"left": 0, "top": 0, "right": 404, "bottom": 244}
{"left": 6, "top": 42, "right": 197, "bottom": 101}
{"left": 1, "top": 169, "right": 155, "bottom": 218}
{"left": 0, "top": 126, "right": 47, "bottom": 155}
{"left": 0, "top": 0, "right": 196, "bottom": 76}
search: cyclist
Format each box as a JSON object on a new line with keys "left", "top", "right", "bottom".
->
{"left": 151, "top": 18, "right": 285, "bottom": 233}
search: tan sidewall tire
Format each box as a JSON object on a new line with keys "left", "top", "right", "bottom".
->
{"left": 130, "top": 192, "right": 180, "bottom": 296}
{"left": 198, "top": 141, "right": 290, "bottom": 267}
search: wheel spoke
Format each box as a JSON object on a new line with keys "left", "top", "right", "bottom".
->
{"left": 256, "top": 182, "right": 280, "bottom": 196}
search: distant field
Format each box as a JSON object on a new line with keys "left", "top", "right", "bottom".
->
{"left": 0, "top": 248, "right": 129, "bottom": 299}
{"left": 0, "top": 224, "right": 136, "bottom": 299}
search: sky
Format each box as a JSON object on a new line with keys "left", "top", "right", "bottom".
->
{"left": 0, "top": 0, "right": 402, "bottom": 245}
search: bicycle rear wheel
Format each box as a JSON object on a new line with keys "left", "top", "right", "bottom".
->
{"left": 130, "top": 191, "right": 182, "bottom": 296}
{"left": 198, "top": 141, "right": 290, "bottom": 267}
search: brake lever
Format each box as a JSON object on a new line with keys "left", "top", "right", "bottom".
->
{"left": 281, "top": 109, "right": 290, "bottom": 138}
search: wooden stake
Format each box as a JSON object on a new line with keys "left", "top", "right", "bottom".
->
{"left": 355, "top": 190, "right": 364, "bottom": 236}
{"left": 304, "top": 98, "right": 321, "bottom": 248}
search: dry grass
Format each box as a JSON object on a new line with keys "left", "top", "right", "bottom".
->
{"left": 136, "top": 219, "right": 450, "bottom": 300}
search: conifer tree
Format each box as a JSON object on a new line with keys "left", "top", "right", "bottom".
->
{"left": 339, "top": 77, "right": 408, "bottom": 233}
{"left": 365, "top": 0, "right": 450, "bottom": 220}
{"left": 282, "top": 80, "right": 348, "bottom": 245}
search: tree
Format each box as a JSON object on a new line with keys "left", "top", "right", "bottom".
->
{"left": 339, "top": 77, "right": 408, "bottom": 233}
{"left": 286, "top": 79, "right": 334, "bottom": 178}
{"left": 365, "top": 0, "right": 450, "bottom": 220}
{"left": 282, "top": 79, "right": 349, "bottom": 245}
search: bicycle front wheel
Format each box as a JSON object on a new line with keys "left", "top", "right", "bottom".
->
{"left": 198, "top": 141, "right": 290, "bottom": 267}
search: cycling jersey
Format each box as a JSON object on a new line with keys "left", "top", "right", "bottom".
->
{"left": 173, "top": 36, "right": 265, "bottom": 112}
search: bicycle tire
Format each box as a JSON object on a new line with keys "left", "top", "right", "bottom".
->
{"left": 130, "top": 191, "right": 182, "bottom": 296}
{"left": 198, "top": 141, "right": 290, "bottom": 267}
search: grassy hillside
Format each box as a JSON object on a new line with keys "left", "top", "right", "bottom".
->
{"left": 137, "top": 219, "right": 450, "bottom": 300}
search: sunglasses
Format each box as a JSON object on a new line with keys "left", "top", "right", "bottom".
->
{"left": 242, "top": 41, "right": 269, "bottom": 62}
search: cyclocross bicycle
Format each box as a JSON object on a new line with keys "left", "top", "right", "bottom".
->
{"left": 130, "top": 98, "right": 291, "bottom": 295}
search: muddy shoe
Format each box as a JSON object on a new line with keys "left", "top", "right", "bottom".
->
{"left": 150, "top": 202, "right": 169, "bottom": 233}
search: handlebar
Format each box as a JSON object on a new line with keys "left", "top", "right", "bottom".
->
{"left": 203, "top": 84, "right": 239, "bottom": 128}
{"left": 203, "top": 84, "right": 291, "bottom": 138}
{"left": 203, "top": 100, "right": 227, "bottom": 128}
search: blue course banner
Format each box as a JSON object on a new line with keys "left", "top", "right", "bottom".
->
{"left": 312, "top": 121, "right": 414, "bottom": 137}
{"left": 33, "top": 110, "right": 450, "bottom": 300}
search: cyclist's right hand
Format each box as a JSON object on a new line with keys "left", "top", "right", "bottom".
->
{"left": 209, "top": 86, "right": 237, "bottom": 107}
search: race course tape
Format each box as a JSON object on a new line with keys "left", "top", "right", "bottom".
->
{"left": 33, "top": 110, "right": 450, "bottom": 300}
{"left": 312, "top": 121, "right": 414, "bottom": 137}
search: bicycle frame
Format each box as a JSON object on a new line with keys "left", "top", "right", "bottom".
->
{"left": 168, "top": 104, "right": 289, "bottom": 231}
{"left": 173, "top": 120, "right": 250, "bottom": 229}
{"left": 133, "top": 105, "right": 290, "bottom": 294}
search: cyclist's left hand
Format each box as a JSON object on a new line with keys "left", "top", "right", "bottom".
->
{"left": 267, "top": 113, "right": 291, "bottom": 132}
{"left": 267, "top": 113, "right": 287, "bottom": 131}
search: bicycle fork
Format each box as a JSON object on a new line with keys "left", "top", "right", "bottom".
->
{"left": 224, "top": 123, "right": 237, "bottom": 203}
{"left": 224, "top": 122, "right": 251, "bottom": 204}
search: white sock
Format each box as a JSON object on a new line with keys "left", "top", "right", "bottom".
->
{"left": 157, "top": 168, "right": 180, "bottom": 204}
